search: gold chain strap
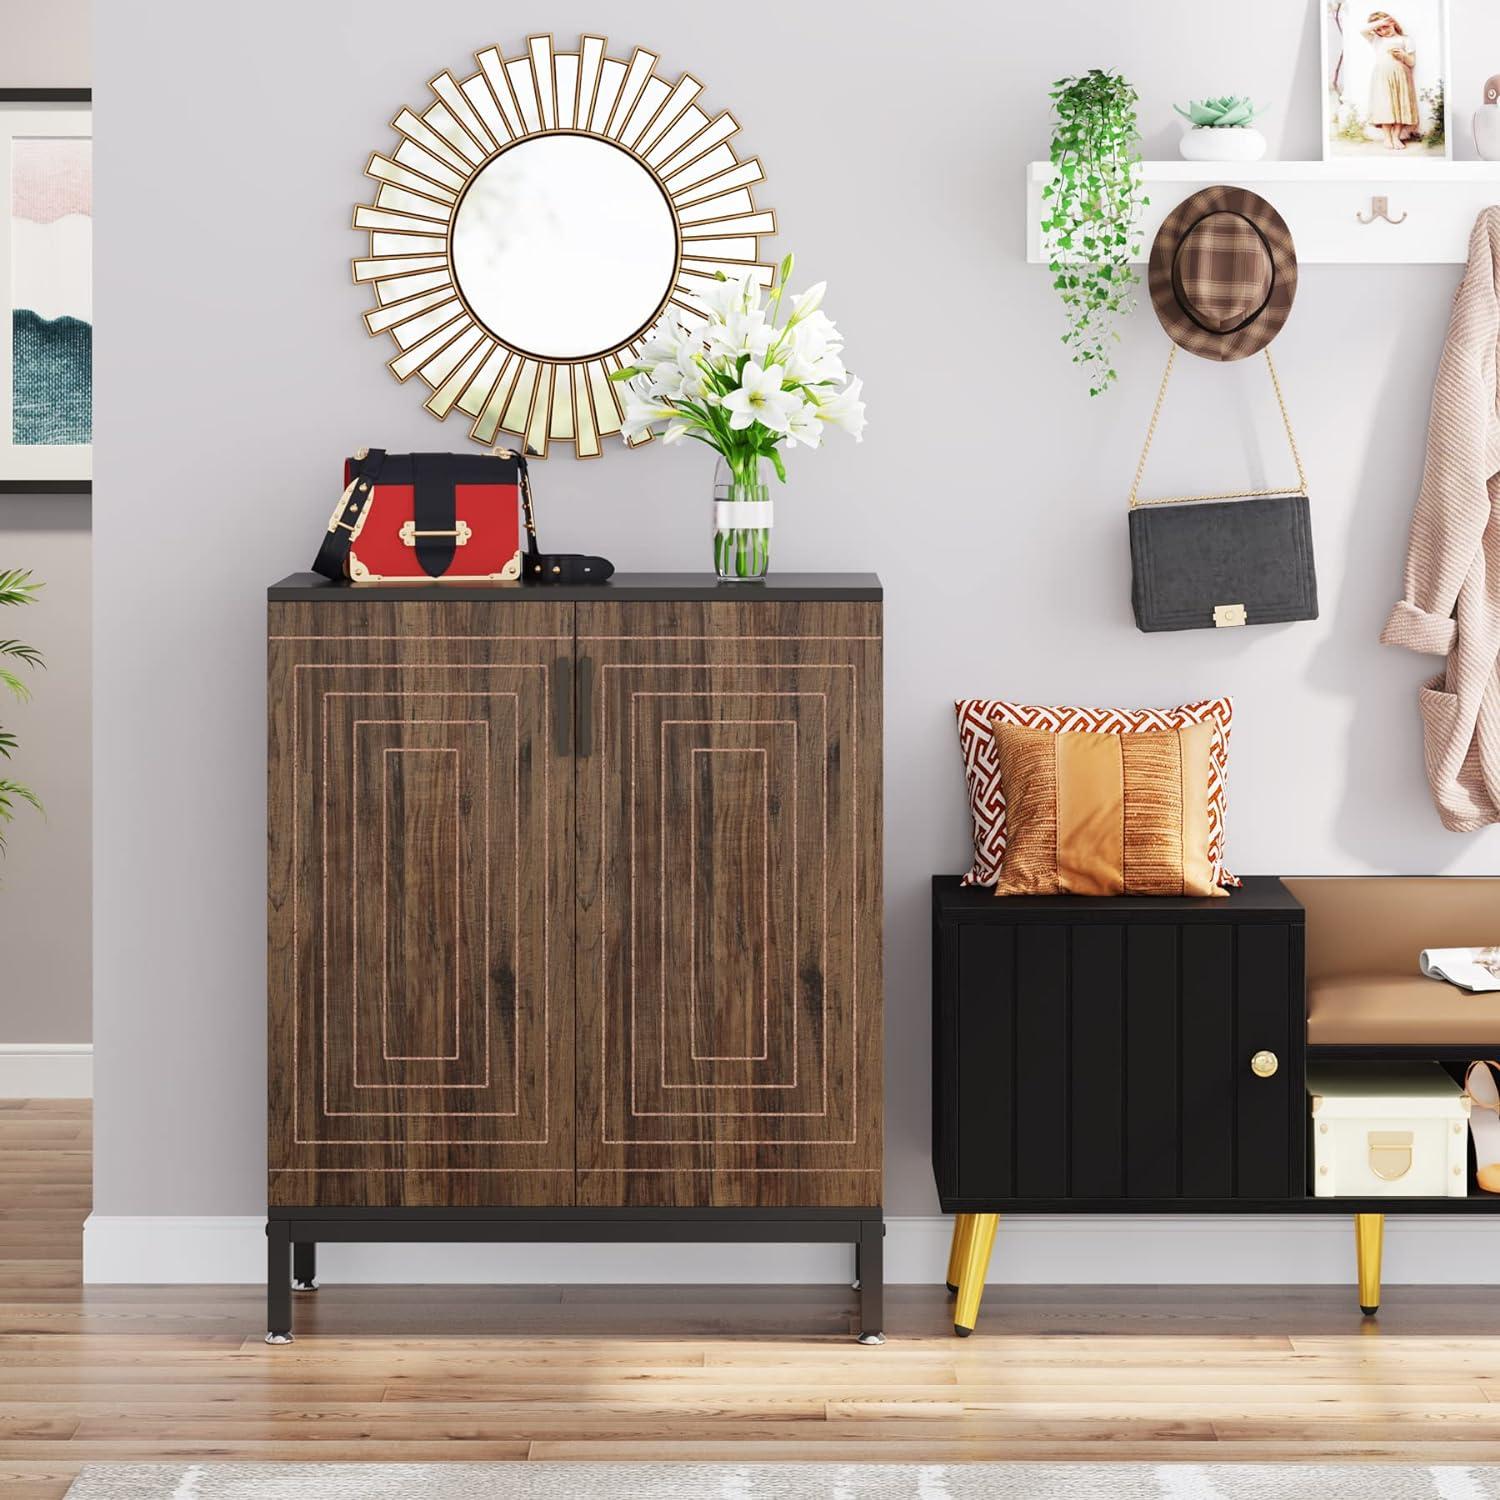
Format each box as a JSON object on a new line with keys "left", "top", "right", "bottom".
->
{"left": 1127, "top": 346, "right": 1309, "bottom": 510}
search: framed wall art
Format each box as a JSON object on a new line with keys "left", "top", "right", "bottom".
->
{"left": 1322, "top": 1, "right": 1451, "bottom": 160}
{"left": 0, "top": 89, "right": 91, "bottom": 493}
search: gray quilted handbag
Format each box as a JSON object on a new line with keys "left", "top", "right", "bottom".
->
{"left": 1128, "top": 347, "right": 1318, "bottom": 632}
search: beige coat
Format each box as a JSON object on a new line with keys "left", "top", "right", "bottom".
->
{"left": 1381, "top": 208, "right": 1500, "bottom": 831}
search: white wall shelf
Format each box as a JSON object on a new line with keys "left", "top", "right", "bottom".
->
{"left": 1027, "top": 160, "right": 1500, "bottom": 265}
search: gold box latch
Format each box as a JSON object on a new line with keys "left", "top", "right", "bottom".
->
{"left": 400, "top": 519, "right": 472, "bottom": 548}
{"left": 1368, "top": 1130, "right": 1413, "bottom": 1181}
{"left": 1213, "top": 603, "right": 1247, "bottom": 628}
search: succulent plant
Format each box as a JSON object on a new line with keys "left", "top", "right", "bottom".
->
{"left": 1174, "top": 96, "right": 1263, "bottom": 128}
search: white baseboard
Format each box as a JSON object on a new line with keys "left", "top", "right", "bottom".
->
{"left": 0, "top": 1043, "right": 92, "bottom": 1099}
{"left": 82, "top": 1211, "right": 1500, "bottom": 1286}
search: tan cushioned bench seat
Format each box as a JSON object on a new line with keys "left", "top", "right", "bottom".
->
{"left": 1308, "top": 974, "right": 1500, "bottom": 1045}
{"left": 1286, "top": 877, "right": 1500, "bottom": 1048}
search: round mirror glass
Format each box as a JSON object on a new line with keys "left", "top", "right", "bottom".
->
{"left": 450, "top": 134, "right": 679, "bottom": 363}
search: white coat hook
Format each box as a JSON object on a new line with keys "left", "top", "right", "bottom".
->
{"left": 1356, "top": 195, "right": 1407, "bottom": 224}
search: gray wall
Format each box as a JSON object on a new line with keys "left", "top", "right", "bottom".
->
{"left": 95, "top": 0, "right": 1499, "bottom": 1221}
{"left": 0, "top": 0, "right": 91, "bottom": 1047}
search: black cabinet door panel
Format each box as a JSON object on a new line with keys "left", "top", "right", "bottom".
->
{"left": 1069, "top": 926, "right": 1125, "bottom": 1199}
{"left": 1179, "top": 927, "right": 1235, "bottom": 1198}
{"left": 954, "top": 924, "right": 1015, "bottom": 1201}
{"left": 1013, "top": 926, "right": 1069, "bottom": 1198}
{"left": 1124, "top": 925, "right": 1179, "bottom": 1198}
{"left": 1235, "top": 923, "right": 1294, "bottom": 1199}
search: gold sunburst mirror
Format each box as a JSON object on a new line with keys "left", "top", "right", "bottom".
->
{"left": 353, "top": 35, "right": 776, "bottom": 457}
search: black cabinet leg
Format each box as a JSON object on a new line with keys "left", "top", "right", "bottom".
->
{"left": 293, "top": 1239, "right": 318, "bottom": 1292}
{"left": 856, "top": 1220, "right": 885, "bottom": 1345}
{"left": 265, "top": 1220, "right": 293, "bottom": 1344}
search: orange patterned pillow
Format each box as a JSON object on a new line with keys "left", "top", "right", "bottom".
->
{"left": 992, "top": 719, "right": 1227, "bottom": 898}
{"left": 953, "top": 696, "right": 1237, "bottom": 889}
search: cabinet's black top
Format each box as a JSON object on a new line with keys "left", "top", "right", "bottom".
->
{"left": 268, "top": 572, "right": 882, "bottom": 603}
{"left": 933, "top": 873, "right": 1303, "bottom": 923}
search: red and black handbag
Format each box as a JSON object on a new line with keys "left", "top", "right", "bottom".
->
{"left": 312, "top": 447, "right": 612, "bottom": 585}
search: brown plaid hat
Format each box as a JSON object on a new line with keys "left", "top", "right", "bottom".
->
{"left": 1148, "top": 186, "right": 1297, "bottom": 361}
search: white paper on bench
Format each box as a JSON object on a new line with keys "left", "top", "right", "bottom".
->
{"left": 1419, "top": 947, "right": 1500, "bottom": 994}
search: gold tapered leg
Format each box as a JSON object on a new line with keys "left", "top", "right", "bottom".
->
{"left": 945, "top": 1215, "right": 975, "bottom": 1296}
{"left": 1355, "top": 1212, "right": 1384, "bottom": 1316}
{"left": 952, "top": 1213, "right": 999, "bottom": 1337}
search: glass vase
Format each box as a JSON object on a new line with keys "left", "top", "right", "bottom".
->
{"left": 713, "top": 460, "right": 773, "bottom": 581}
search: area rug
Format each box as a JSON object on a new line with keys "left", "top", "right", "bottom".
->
{"left": 60, "top": 1465, "right": 1500, "bottom": 1499}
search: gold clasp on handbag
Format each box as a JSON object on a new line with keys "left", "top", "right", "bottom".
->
{"left": 399, "top": 519, "right": 472, "bottom": 547}
{"left": 1213, "top": 603, "right": 1247, "bottom": 628}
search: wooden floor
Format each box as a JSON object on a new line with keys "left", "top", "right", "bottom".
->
{"left": 8, "top": 1101, "right": 1500, "bottom": 1496}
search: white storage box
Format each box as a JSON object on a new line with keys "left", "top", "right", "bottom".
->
{"left": 1309, "top": 1062, "right": 1469, "bottom": 1198}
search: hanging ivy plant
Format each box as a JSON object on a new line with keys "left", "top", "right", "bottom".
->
{"left": 1041, "top": 69, "right": 1146, "bottom": 396}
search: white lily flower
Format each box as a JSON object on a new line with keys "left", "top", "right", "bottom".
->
{"left": 662, "top": 419, "right": 696, "bottom": 445}
{"left": 638, "top": 317, "right": 687, "bottom": 368}
{"left": 674, "top": 344, "right": 712, "bottom": 402}
{"left": 697, "top": 272, "right": 756, "bottom": 320}
{"left": 815, "top": 376, "right": 866, "bottom": 441}
{"left": 788, "top": 280, "right": 826, "bottom": 322}
{"left": 620, "top": 385, "right": 674, "bottom": 441}
{"left": 787, "top": 309, "right": 843, "bottom": 360}
{"left": 644, "top": 367, "right": 678, "bottom": 399}
{"left": 781, "top": 346, "right": 847, "bottom": 388}
{"left": 722, "top": 361, "right": 797, "bottom": 433}
{"left": 706, "top": 307, "right": 774, "bottom": 362}
{"left": 648, "top": 353, "right": 687, "bottom": 400}
{"left": 786, "top": 400, "right": 823, "bottom": 449}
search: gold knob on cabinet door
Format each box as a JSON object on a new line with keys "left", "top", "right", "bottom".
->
{"left": 1250, "top": 1050, "right": 1279, "bottom": 1079}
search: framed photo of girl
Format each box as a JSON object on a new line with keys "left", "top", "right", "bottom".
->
{"left": 1322, "top": 1, "right": 1451, "bottom": 159}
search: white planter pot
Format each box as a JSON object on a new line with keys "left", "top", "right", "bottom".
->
{"left": 1178, "top": 125, "right": 1268, "bottom": 162}
{"left": 1475, "top": 106, "right": 1500, "bottom": 161}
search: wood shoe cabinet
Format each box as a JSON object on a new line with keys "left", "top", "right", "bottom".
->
{"left": 265, "top": 574, "right": 883, "bottom": 1342}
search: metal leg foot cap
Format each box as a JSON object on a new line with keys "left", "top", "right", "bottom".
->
{"left": 293, "top": 1279, "right": 319, "bottom": 1292}
{"left": 945, "top": 1282, "right": 958, "bottom": 1296}
{"left": 851, "top": 1278, "right": 860, "bottom": 1291}
{"left": 1360, "top": 1305, "right": 1379, "bottom": 1317}
{"left": 265, "top": 1331, "right": 294, "bottom": 1345}
{"left": 954, "top": 1324, "right": 973, "bottom": 1338}
{"left": 856, "top": 1331, "right": 886, "bottom": 1345}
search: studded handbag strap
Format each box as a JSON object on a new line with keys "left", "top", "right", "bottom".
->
{"left": 311, "top": 447, "right": 386, "bottom": 580}
{"left": 1128, "top": 347, "right": 1308, "bottom": 510}
{"left": 496, "top": 447, "right": 615, "bottom": 584}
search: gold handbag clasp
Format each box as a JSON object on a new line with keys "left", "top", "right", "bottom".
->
{"left": 1214, "top": 603, "right": 1247, "bottom": 628}
{"left": 1368, "top": 1130, "right": 1413, "bottom": 1181}
{"left": 399, "top": 519, "right": 472, "bottom": 547}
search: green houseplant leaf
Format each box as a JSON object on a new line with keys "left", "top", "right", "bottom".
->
{"left": 1174, "top": 95, "right": 1263, "bottom": 127}
{"left": 0, "top": 570, "right": 43, "bottom": 861}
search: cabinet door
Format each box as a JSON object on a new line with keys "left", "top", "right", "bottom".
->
{"left": 575, "top": 600, "right": 882, "bottom": 1206}
{"left": 939, "top": 915, "right": 1301, "bottom": 1205}
{"left": 267, "top": 601, "right": 574, "bottom": 1206}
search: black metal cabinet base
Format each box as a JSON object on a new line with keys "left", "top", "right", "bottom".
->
{"left": 266, "top": 1207, "right": 886, "bottom": 1345}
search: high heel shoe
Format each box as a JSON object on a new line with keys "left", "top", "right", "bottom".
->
{"left": 1463, "top": 1061, "right": 1500, "bottom": 1193}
